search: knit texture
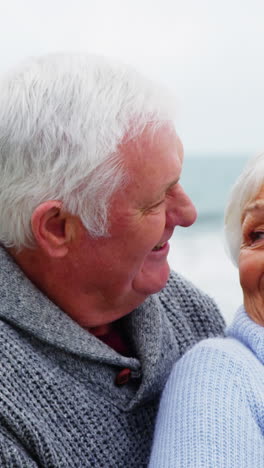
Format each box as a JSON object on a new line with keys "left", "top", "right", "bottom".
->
{"left": 149, "top": 306, "right": 264, "bottom": 468}
{"left": 0, "top": 246, "right": 224, "bottom": 467}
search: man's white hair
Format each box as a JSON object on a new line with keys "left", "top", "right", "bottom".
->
{"left": 0, "top": 53, "right": 176, "bottom": 249}
{"left": 225, "top": 152, "right": 264, "bottom": 265}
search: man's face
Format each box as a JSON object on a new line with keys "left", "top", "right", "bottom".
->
{"left": 239, "top": 187, "right": 264, "bottom": 326}
{"left": 72, "top": 124, "right": 197, "bottom": 327}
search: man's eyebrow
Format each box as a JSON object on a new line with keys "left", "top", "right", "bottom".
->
{"left": 147, "top": 178, "right": 180, "bottom": 206}
{"left": 164, "top": 178, "right": 180, "bottom": 192}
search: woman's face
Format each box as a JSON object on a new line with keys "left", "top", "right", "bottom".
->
{"left": 239, "top": 186, "right": 264, "bottom": 326}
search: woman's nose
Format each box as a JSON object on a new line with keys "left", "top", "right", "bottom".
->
{"left": 166, "top": 185, "right": 197, "bottom": 228}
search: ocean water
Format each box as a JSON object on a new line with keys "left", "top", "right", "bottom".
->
{"left": 168, "top": 155, "right": 249, "bottom": 324}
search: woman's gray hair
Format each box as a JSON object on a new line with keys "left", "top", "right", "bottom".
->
{"left": 225, "top": 152, "right": 264, "bottom": 265}
{"left": 0, "top": 53, "right": 176, "bottom": 249}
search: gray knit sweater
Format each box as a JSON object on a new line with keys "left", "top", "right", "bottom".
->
{"left": 0, "top": 246, "right": 224, "bottom": 467}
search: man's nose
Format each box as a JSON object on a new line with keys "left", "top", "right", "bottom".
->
{"left": 166, "top": 185, "right": 197, "bottom": 228}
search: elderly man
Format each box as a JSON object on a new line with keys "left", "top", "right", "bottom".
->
{"left": 0, "top": 54, "right": 224, "bottom": 467}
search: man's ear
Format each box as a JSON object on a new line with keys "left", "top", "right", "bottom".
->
{"left": 31, "top": 201, "right": 74, "bottom": 257}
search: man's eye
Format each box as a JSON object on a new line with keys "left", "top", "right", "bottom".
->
{"left": 148, "top": 200, "right": 165, "bottom": 211}
{"left": 249, "top": 231, "right": 264, "bottom": 243}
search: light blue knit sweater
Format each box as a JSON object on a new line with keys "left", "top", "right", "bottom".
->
{"left": 149, "top": 306, "right": 264, "bottom": 468}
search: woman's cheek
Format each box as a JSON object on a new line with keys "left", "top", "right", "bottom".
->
{"left": 239, "top": 251, "right": 261, "bottom": 292}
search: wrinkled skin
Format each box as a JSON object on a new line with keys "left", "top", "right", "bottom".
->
{"left": 10, "top": 124, "right": 197, "bottom": 335}
{"left": 239, "top": 187, "right": 264, "bottom": 326}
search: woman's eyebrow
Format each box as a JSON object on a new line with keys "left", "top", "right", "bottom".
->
{"left": 244, "top": 200, "right": 264, "bottom": 214}
{"left": 242, "top": 200, "right": 264, "bottom": 222}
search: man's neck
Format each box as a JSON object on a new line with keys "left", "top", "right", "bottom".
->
{"left": 7, "top": 246, "right": 145, "bottom": 331}
{"left": 86, "top": 323, "right": 112, "bottom": 337}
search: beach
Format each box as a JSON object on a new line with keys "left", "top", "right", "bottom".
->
{"left": 169, "top": 228, "right": 242, "bottom": 324}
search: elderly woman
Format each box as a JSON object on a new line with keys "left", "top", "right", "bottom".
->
{"left": 0, "top": 54, "right": 225, "bottom": 467}
{"left": 149, "top": 154, "right": 264, "bottom": 467}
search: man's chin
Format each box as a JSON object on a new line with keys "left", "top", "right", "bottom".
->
{"left": 132, "top": 262, "right": 170, "bottom": 296}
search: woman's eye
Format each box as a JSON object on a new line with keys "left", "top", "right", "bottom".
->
{"left": 249, "top": 231, "right": 264, "bottom": 243}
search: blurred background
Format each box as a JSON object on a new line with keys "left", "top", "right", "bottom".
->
{"left": 1, "top": 0, "right": 264, "bottom": 322}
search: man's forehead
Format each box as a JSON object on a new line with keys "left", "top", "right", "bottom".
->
{"left": 120, "top": 124, "right": 180, "bottom": 162}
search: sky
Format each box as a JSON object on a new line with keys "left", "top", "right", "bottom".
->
{"left": 0, "top": 0, "right": 264, "bottom": 155}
